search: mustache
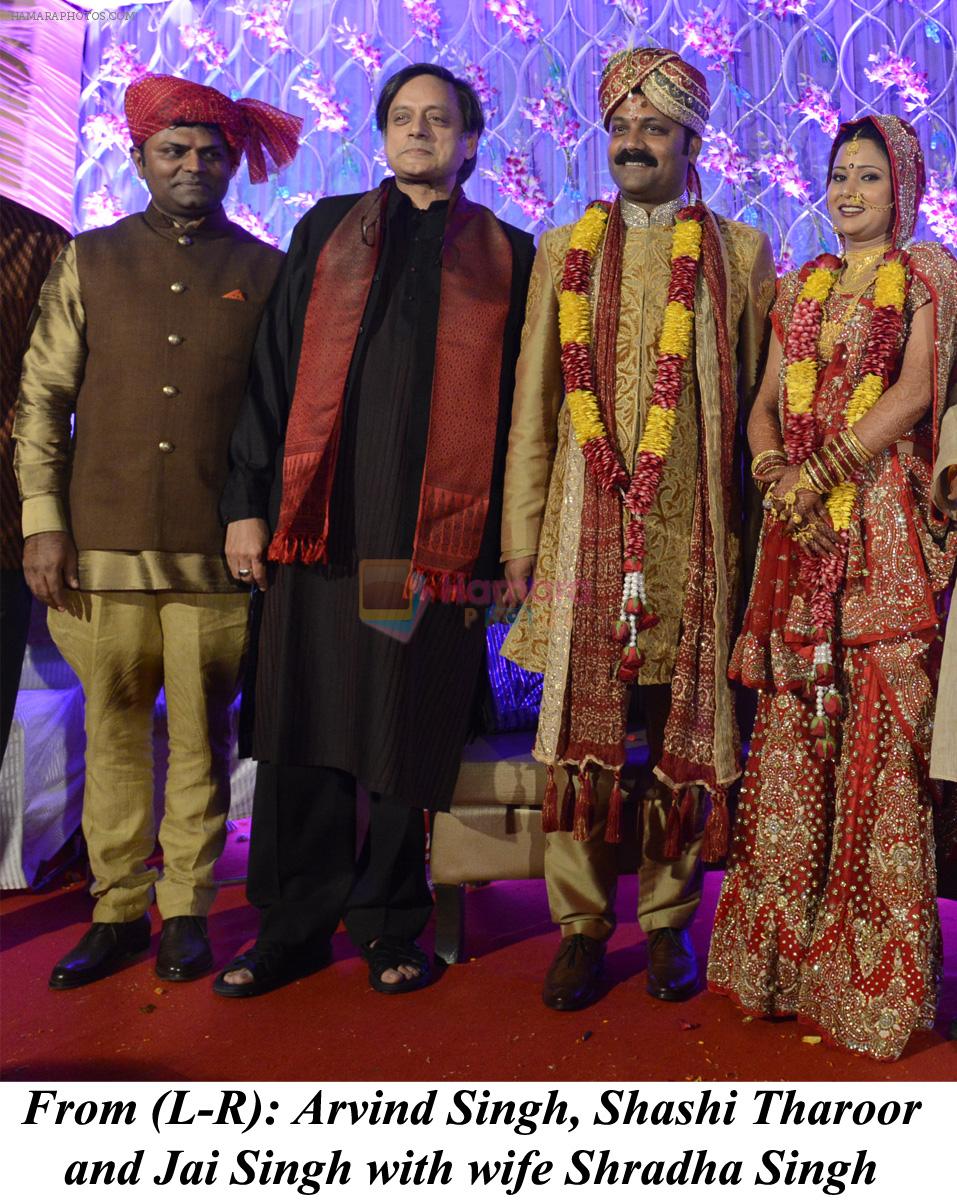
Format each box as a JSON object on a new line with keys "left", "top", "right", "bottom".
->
{"left": 614, "top": 148, "right": 658, "bottom": 167}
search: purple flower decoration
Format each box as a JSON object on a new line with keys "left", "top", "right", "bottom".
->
{"left": 81, "top": 112, "right": 130, "bottom": 156}
{"left": 180, "top": 24, "right": 229, "bottom": 70}
{"left": 292, "top": 69, "right": 349, "bottom": 134}
{"left": 610, "top": 0, "right": 648, "bottom": 23}
{"left": 864, "top": 48, "right": 931, "bottom": 112}
{"left": 786, "top": 80, "right": 840, "bottom": 138}
{"left": 486, "top": 0, "right": 543, "bottom": 44}
{"left": 756, "top": 144, "right": 812, "bottom": 203}
{"left": 698, "top": 126, "right": 755, "bottom": 186}
{"left": 482, "top": 150, "right": 551, "bottom": 222}
{"left": 750, "top": 0, "right": 811, "bottom": 17}
{"left": 599, "top": 36, "right": 630, "bottom": 67}
{"left": 444, "top": 46, "right": 498, "bottom": 117}
{"left": 282, "top": 191, "right": 322, "bottom": 212}
{"left": 333, "top": 21, "right": 383, "bottom": 76}
{"left": 81, "top": 186, "right": 128, "bottom": 230}
{"left": 227, "top": 202, "right": 279, "bottom": 246}
{"left": 226, "top": 1, "right": 293, "bottom": 55}
{"left": 520, "top": 82, "right": 580, "bottom": 151}
{"left": 921, "top": 171, "right": 957, "bottom": 248}
{"left": 775, "top": 244, "right": 796, "bottom": 273}
{"left": 672, "top": 7, "right": 738, "bottom": 71}
{"left": 403, "top": 0, "right": 442, "bottom": 46}
{"left": 94, "top": 42, "right": 149, "bottom": 89}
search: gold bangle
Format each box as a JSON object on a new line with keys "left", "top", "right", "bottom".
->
{"left": 751, "top": 449, "right": 787, "bottom": 480}
{"left": 843, "top": 427, "right": 874, "bottom": 464}
{"left": 818, "top": 446, "right": 845, "bottom": 489}
{"left": 797, "top": 462, "right": 823, "bottom": 494}
{"left": 807, "top": 458, "right": 830, "bottom": 493}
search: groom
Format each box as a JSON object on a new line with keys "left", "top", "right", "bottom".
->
{"left": 501, "top": 48, "right": 775, "bottom": 1010}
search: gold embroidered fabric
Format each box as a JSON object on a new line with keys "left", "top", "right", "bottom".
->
{"left": 709, "top": 638, "right": 940, "bottom": 1062}
{"left": 502, "top": 214, "right": 775, "bottom": 703}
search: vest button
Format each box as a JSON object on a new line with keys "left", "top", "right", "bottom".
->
{"left": 162, "top": 385, "right": 179, "bottom": 397}
{"left": 167, "top": 334, "right": 184, "bottom": 346}
{"left": 170, "top": 281, "right": 186, "bottom": 294}
{"left": 177, "top": 234, "right": 193, "bottom": 246}
{"left": 158, "top": 441, "right": 175, "bottom": 454}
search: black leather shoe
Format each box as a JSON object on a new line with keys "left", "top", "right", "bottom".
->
{"left": 646, "top": 927, "right": 699, "bottom": 1001}
{"left": 542, "top": 934, "right": 605, "bottom": 1011}
{"left": 49, "top": 916, "right": 152, "bottom": 990}
{"left": 156, "top": 916, "right": 213, "bottom": 982}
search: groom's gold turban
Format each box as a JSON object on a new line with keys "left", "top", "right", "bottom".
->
{"left": 599, "top": 48, "right": 711, "bottom": 136}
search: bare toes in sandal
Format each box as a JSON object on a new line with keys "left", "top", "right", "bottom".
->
{"left": 362, "top": 937, "right": 431, "bottom": 994}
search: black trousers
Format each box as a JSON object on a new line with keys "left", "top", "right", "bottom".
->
{"left": 246, "top": 762, "right": 433, "bottom": 956}
{"left": 1, "top": 569, "right": 32, "bottom": 762}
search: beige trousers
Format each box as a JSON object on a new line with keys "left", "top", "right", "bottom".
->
{"left": 48, "top": 590, "right": 248, "bottom": 922}
{"left": 545, "top": 684, "right": 704, "bottom": 940}
{"left": 545, "top": 778, "right": 704, "bottom": 940}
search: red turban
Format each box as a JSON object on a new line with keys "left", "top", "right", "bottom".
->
{"left": 125, "top": 74, "right": 302, "bottom": 184}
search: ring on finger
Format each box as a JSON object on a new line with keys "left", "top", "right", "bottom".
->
{"left": 238, "top": 567, "right": 252, "bottom": 578}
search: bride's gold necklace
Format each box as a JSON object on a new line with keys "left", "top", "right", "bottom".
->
{"left": 839, "top": 241, "right": 891, "bottom": 290}
{"left": 819, "top": 240, "right": 891, "bottom": 361}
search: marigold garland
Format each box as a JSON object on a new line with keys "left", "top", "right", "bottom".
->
{"left": 781, "top": 249, "right": 908, "bottom": 758}
{"left": 559, "top": 200, "right": 705, "bottom": 682}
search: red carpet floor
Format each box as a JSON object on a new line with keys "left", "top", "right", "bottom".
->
{"left": 2, "top": 824, "right": 955, "bottom": 1082}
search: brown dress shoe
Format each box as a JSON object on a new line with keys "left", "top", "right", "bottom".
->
{"left": 646, "top": 927, "right": 699, "bottom": 1001}
{"left": 543, "top": 933, "right": 605, "bottom": 1011}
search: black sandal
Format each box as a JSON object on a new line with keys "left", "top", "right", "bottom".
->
{"left": 361, "top": 937, "right": 432, "bottom": 995}
{"left": 212, "top": 942, "right": 330, "bottom": 999}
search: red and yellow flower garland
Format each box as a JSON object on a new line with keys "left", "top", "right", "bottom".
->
{"left": 559, "top": 201, "right": 705, "bottom": 681}
{"left": 782, "top": 250, "right": 908, "bottom": 757}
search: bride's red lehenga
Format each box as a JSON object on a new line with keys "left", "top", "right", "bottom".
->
{"left": 707, "top": 115, "right": 957, "bottom": 1062}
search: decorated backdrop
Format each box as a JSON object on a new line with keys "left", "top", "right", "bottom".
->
{"left": 76, "top": 0, "right": 957, "bottom": 266}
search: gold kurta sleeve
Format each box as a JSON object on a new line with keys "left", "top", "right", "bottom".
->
{"left": 500, "top": 233, "right": 566, "bottom": 562}
{"left": 14, "top": 240, "right": 85, "bottom": 537}
{"left": 933, "top": 404, "right": 957, "bottom": 513}
{"left": 737, "top": 231, "right": 776, "bottom": 409}
{"left": 735, "top": 230, "right": 776, "bottom": 577}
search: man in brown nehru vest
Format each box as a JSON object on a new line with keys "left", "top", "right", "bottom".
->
{"left": 13, "top": 75, "right": 301, "bottom": 988}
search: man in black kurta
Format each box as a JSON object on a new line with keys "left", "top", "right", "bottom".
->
{"left": 217, "top": 65, "right": 534, "bottom": 996}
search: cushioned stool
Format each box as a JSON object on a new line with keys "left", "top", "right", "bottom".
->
{"left": 430, "top": 731, "right": 646, "bottom": 963}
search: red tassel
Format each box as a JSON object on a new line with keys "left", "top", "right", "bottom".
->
{"left": 558, "top": 769, "right": 576, "bottom": 832}
{"left": 679, "top": 787, "right": 697, "bottom": 844}
{"left": 663, "top": 792, "right": 683, "bottom": 860}
{"left": 701, "top": 788, "right": 730, "bottom": 863}
{"left": 541, "top": 765, "right": 558, "bottom": 834}
{"left": 573, "top": 768, "right": 595, "bottom": 842}
{"left": 605, "top": 771, "right": 623, "bottom": 844}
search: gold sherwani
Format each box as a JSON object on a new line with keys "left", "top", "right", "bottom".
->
{"left": 500, "top": 198, "right": 774, "bottom": 940}
{"left": 503, "top": 201, "right": 774, "bottom": 731}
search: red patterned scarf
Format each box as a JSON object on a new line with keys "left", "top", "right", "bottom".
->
{"left": 556, "top": 202, "right": 739, "bottom": 844}
{"left": 268, "top": 181, "right": 514, "bottom": 593}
